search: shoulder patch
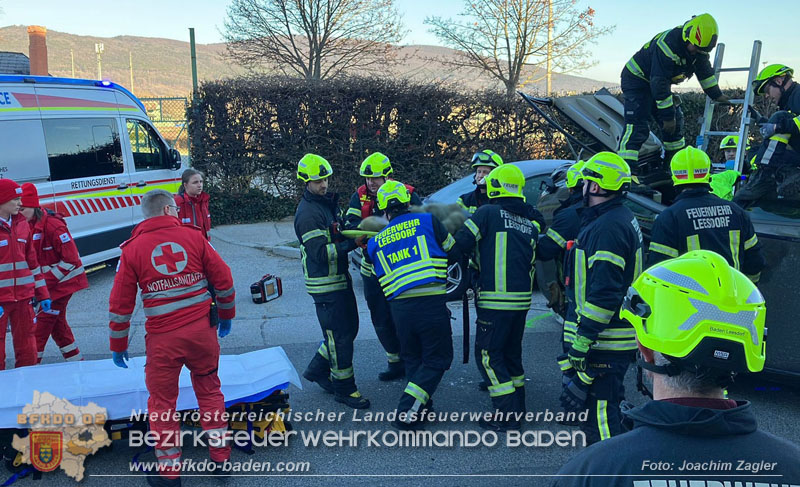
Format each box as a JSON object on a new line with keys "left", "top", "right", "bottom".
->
{"left": 59, "top": 232, "right": 71, "bottom": 243}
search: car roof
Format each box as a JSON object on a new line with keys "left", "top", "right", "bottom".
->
{"left": 426, "top": 159, "right": 571, "bottom": 203}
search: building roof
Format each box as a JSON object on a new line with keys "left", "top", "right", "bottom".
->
{"left": 0, "top": 52, "right": 30, "bottom": 75}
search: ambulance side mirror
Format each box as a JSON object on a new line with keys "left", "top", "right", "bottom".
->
{"left": 169, "top": 148, "right": 182, "bottom": 170}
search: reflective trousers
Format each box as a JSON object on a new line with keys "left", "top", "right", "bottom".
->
{"left": 0, "top": 300, "right": 37, "bottom": 370}
{"left": 35, "top": 294, "right": 81, "bottom": 363}
{"left": 582, "top": 358, "right": 631, "bottom": 445}
{"left": 145, "top": 315, "right": 230, "bottom": 479}
{"left": 362, "top": 274, "right": 401, "bottom": 364}
{"left": 305, "top": 285, "right": 360, "bottom": 396}
{"left": 475, "top": 308, "right": 526, "bottom": 414}
{"left": 389, "top": 294, "right": 453, "bottom": 416}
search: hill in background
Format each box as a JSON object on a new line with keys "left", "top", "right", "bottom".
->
{"left": 0, "top": 25, "right": 617, "bottom": 97}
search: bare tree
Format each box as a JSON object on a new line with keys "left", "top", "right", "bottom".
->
{"left": 223, "top": 0, "right": 405, "bottom": 79}
{"left": 425, "top": 0, "right": 613, "bottom": 96}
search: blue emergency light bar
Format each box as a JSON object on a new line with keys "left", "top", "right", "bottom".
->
{"left": 0, "top": 75, "right": 146, "bottom": 113}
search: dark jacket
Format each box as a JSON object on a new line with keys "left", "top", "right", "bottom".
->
{"left": 294, "top": 189, "right": 356, "bottom": 295}
{"left": 538, "top": 191, "right": 583, "bottom": 262}
{"left": 622, "top": 26, "right": 722, "bottom": 121}
{"left": 553, "top": 399, "right": 800, "bottom": 486}
{"left": 453, "top": 197, "right": 545, "bottom": 311}
{"left": 457, "top": 188, "right": 490, "bottom": 215}
{"left": 774, "top": 82, "right": 800, "bottom": 147}
{"left": 647, "top": 186, "right": 765, "bottom": 281}
{"left": 567, "top": 197, "right": 643, "bottom": 355}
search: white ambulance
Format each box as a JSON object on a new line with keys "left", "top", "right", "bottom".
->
{"left": 0, "top": 75, "right": 183, "bottom": 266}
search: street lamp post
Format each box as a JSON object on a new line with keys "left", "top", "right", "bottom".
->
{"left": 95, "top": 43, "right": 104, "bottom": 79}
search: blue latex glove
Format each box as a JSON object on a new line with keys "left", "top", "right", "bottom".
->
{"left": 0, "top": 305, "right": 3, "bottom": 318}
{"left": 40, "top": 299, "right": 52, "bottom": 312}
{"left": 218, "top": 319, "right": 232, "bottom": 338}
{"left": 112, "top": 350, "right": 129, "bottom": 368}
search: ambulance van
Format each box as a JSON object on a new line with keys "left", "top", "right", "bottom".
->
{"left": 0, "top": 75, "right": 183, "bottom": 266}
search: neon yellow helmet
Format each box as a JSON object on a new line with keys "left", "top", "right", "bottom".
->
{"left": 581, "top": 152, "right": 631, "bottom": 191}
{"left": 485, "top": 164, "right": 525, "bottom": 200}
{"left": 360, "top": 152, "right": 393, "bottom": 178}
{"left": 682, "top": 13, "right": 718, "bottom": 52}
{"left": 471, "top": 150, "right": 504, "bottom": 169}
{"left": 670, "top": 146, "right": 711, "bottom": 186}
{"left": 752, "top": 64, "right": 794, "bottom": 96}
{"left": 620, "top": 250, "right": 766, "bottom": 374}
{"left": 297, "top": 153, "right": 333, "bottom": 182}
{"left": 719, "top": 135, "right": 739, "bottom": 150}
{"left": 376, "top": 180, "right": 411, "bottom": 210}
{"left": 565, "top": 161, "right": 585, "bottom": 189}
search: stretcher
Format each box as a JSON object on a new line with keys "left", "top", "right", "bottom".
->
{"left": 0, "top": 347, "right": 301, "bottom": 482}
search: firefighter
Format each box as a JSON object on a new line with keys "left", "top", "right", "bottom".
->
{"left": 554, "top": 251, "right": 800, "bottom": 485}
{"left": 0, "top": 179, "right": 49, "bottom": 370}
{"left": 619, "top": 13, "right": 728, "bottom": 167}
{"left": 175, "top": 168, "right": 211, "bottom": 240}
{"left": 735, "top": 64, "right": 800, "bottom": 207}
{"left": 457, "top": 150, "right": 504, "bottom": 214}
{"left": 108, "top": 189, "right": 236, "bottom": 486}
{"left": 365, "top": 181, "right": 460, "bottom": 430}
{"left": 709, "top": 136, "right": 746, "bottom": 201}
{"left": 452, "top": 165, "right": 545, "bottom": 431}
{"left": 345, "top": 152, "right": 422, "bottom": 381}
{"left": 562, "top": 152, "right": 643, "bottom": 445}
{"left": 647, "top": 146, "right": 765, "bottom": 283}
{"left": 19, "top": 183, "right": 87, "bottom": 363}
{"left": 294, "top": 154, "right": 369, "bottom": 409}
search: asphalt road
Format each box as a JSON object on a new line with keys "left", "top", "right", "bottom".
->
{"left": 5, "top": 234, "right": 800, "bottom": 487}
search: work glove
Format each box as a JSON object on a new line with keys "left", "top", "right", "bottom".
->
{"left": 112, "top": 350, "right": 129, "bottom": 369}
{"left": 662, "top": 118, "right": 677, "bottom": 136}
{"left": 354, "top": 234, "right": 369, "bottom": 249}
{"left": 714, "top": 94, "right": 731, "bottom": 105}
{"left": 40, "top": 299, "right": 51, "bottom": 313}
{"left": 760, "top": 123, "right": 777, "bottom": 139}
{"left": 218, "top": 319, "right": 232, "bottom": 338}
{"left": 0, "top": 306, "right": 4, "bottom": 318}
{"left": 560, "top": 370, "right": 595, "bottom": 412}
{"left": 568, "top": 335, "right": 593, "bottom": 372}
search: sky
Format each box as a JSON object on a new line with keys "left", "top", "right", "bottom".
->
{"left": 1, "top": 0, "right": 796, "bottom": 86}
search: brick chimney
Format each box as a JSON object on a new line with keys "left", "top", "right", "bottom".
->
{"left": 27, "top": 25, "right": 48, "bottom": 76}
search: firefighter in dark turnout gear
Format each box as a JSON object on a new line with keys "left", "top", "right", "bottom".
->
{"left": 457, "top": 150, "right": 504, "bottom": 215}
{"left": 345, "top": 153, "right": 422, "bottom": 381}
{"left": 563, "top": 152, "right": 643, "bottom": 445}
{"left": 294, "top": 154, "right": 369, "bottom": 409}
{"left": 619, "top": 13, "right": 727, "bottom": 166}
{"left": 735, "top": 64, "right": 800, "bottom": 207}
{"left": 365, "top": 181, "right": 459, "bottom": 430}
{"left": 554, "top": 251, "right": 800, "bottom": 486}
{"left": 453, "top": 165, "right": 545, "bottom": 431}
{"left": 648, "top": 147, "right": 765, "bottom": 282}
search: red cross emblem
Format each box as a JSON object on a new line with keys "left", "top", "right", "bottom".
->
{"left": 150, "top": 242, "right": 188, "bottom": 275}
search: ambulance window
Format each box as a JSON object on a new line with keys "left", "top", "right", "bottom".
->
{"left": 127, "top": 120, "right": 169, "bottom": 171}
{"left": 42, "top": 118, "right": 123, "bottom": 181}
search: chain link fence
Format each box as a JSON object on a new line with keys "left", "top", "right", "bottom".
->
{"left": 140, "top": 97, "right": 190, "bottom": 157}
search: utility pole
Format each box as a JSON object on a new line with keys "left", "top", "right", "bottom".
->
{"left": 70, "top": 49, "right": 75, "bottom": 78}
{"left": 95, "top": 42, "right": 104, "bottom": 79}
{"left": 189, "top": 28, "right": 198, "bottom": 96}
{"left": 546, "top": 0, "right": 552, "bottom": 95}
{"left": 129, "top": 51, "right": 134, "bottom": 93}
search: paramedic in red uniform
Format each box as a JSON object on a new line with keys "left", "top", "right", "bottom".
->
{"left": 0, "top": 179, "right": 50, "bottom": 370}
{"left": 174, "top": 169, "right": 211, "bottom": 240}
{"left": 108, "top": 189, "right": 236, "bottom": 487}
{"left": 19, "top": 183, "right": 88, "bottom": 363}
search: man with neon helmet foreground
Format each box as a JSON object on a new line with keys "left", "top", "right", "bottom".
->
{"left": 553, "top": 251, "right": 800, "bottom": 485}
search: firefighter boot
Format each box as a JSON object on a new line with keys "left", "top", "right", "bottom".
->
{"left": 378, "top": 361, "right": 405, "bottom": 381}
{"left": 334, "top": 391, "right": 371, "bottom": 409}
{"left": 303, "top": 349, "right": 334, "bottom": 394}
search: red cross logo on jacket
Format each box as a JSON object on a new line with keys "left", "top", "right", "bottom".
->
{"left": 150, "top": 242, "right": 188, "bottom": 275}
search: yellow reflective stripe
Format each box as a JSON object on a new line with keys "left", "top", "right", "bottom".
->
{"left": 546, "top": 228, "right": 567, "bottom": 248}
{"left": 635, "top": 248, "right": 643, "bottom": 279}
{"left": 686, "top": 235, "right": 700, "bottom": 251}
{"left": 330, "top": 366, "right": 354, "bottom": 380}
{"left": 581, "top": 301, "right": 615, "bottom": 325}
{"left": 404, "top": 382, "right": 430, "bottom": 404}
{"left": 478, "top": 291, "right": 531, "bottom": 300}
{"left": 465, "top": 219, "right": 480, "bottom": 239}
{"left": 770, "top": 134, "right": 789, "bottom": 144}
{"left": 649, "top": 242, "right": 679, "bottom": 258}
{"left": 699, "top": 75, "right": 718, "bottom": 90}
{"left": 326, "top": 243, "right": 338, "bottom": 277}
{"left": 532, "top": 220, "right": 541, "bottom": 233}
{"left": 383, "top": 268, "right": 447, "bottom": 295}
{"left": 346, "top": 207, "right": 361, "bottom": 217}
{"left": 656, "top": 95, "right": 674, "bottom": 109}
{"left": 598, "top": 327, "right": 636, "bottom": 338}
{"left": 442, "top": 234, "right": 455, "bottom": 252}
{"left": 663, "top": 138, "right": 686, "bottom": 151}
{"left": 794, "top": 116, "right": 800, "bottom": 133}
{"left": 729, "top": 230, "right": 741, "bottom": 270}
{"left": 744, "top": 234, "right": 758, "bottom": 250}
{"left": 393, "top": 283, "right": 446, "bottom": 299}
{"left": 317, "top": 342, "right": 329, "bottom": 360}
{"left": 418, "top": 236, "right": 430, "bottom": 259}
{"left": 576, "top": 371, "right": 594, "bottom": 384}
{"left": 481, "top": 349, "right": 500, "bottom": 386}
{"left": 588, "top": 250, "right": 626, "bottom": 270}
{"left": 592, "top": 340, "right": 638, "bottom": 351}
{"left": 326, "top": 330, "right": 338, "bottom": 371}
{"left": 511, "top": 375, "right": 525, "bottom": 388}
{"left": 360, "top": 259, "right": 374, "bottom": 277}
{"left": 563, "top": 321, "right": 578, "bottom": 334}
{"left": 488, "top": 381, "right": 515, "bottom": 398}
{"left": 625, "top": 58, "right": 647, "bottom": 81}
{"left": 376, "top": 249, "right": 391, "bottom": 275}
{"left": 301, "top": 229, "right": 327, "bottom": 242}
{"left": 128, "top": 181, "right": 181, "bottom": 196}
{"left": 656, "top": 31, "right": 679, "bottom": 63}
{"left": 575, "top": 249, "right": 587, "bottom": 317}
{"left": 477, "top": 300, "right": 532, "bottom": 311}
{"left": 747, "top": 272, "right": 761, "bottom": 284}
{"left": 495, "top": 232, "right": 507, "bottom": 292}
{"left": 597, "top": 400, "right": 611, "bottom": 441}
{"left": 378, "top": 258, "right": 448, "bottom": 286}
{"left": 619, "top": 125, "right": 639, "bottom": 162}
